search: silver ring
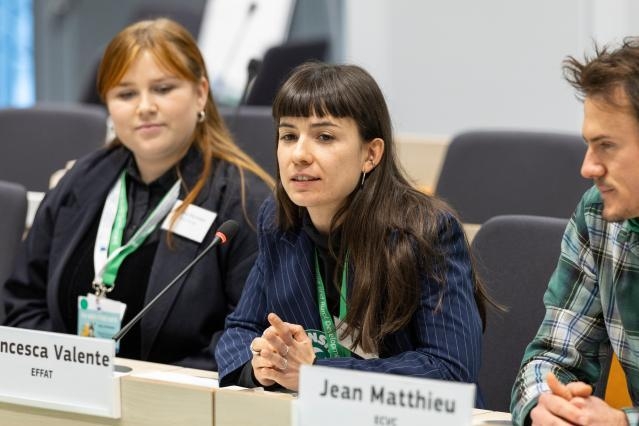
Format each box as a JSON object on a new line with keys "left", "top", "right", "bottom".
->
{"left": 250, "top": 345, "right": 261, "bottom": 357}
{"left": 283, "top": 345, "right": 289, "bottom": 357}
{"left": 282, "top": 358, "right": 288, "bottom": 371}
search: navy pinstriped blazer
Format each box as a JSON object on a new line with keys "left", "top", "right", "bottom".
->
{"left": 216, "top": 197, "right": 483, "bottom": 396}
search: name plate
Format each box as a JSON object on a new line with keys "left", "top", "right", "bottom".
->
{"left": 0, "top": 325, "right": 120, "bottom": 418}
{"left": 297, "top": 365, "right": 475, "bottom": 426}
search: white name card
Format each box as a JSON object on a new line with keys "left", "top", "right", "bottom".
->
{"left": 0, "top": 325, "right": 120, "bottom": 418}
{"left": 297, "top": 365, "right": 475, "bottom": 426}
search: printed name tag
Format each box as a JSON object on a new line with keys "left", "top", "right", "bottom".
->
{"left": 0, "top": 325, "right": 119, "bottom": 418}
{"left": 161, "top": 200, "right": 217, "bottom": 243}
{"left": 297, "top": 365, "right": 475, "bottom": 426}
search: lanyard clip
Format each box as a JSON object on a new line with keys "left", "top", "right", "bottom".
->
{"left": 92, "top": 280, "right": 112, "bottom": 298}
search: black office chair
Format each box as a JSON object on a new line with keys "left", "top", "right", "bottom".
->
{"left": 219, "top": 106, "right": 276, "bottom": 178}
{"left": 473, "top": 215, "right": 568, "bottom": 411}
{"left": 435, "top": 131, "right": 591, "bottom": 224}
{"left": 0, "top": 103, "right": 107, "bottom": 191}
{"left": 243, "top": 39, "right": 329, "bottom": 106}
{"left": 0, "top": 180, "right": 28, "bottom": 323}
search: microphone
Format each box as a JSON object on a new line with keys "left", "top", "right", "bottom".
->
{"left": 112, "top": 219, "right": 240, "bottom": 343}
{"left": 238, "top": 58, "right": 262, "bottom": 106}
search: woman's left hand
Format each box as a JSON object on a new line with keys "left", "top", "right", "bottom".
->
{"left": 251, "top": 312, "right": 315, "bottom": 391}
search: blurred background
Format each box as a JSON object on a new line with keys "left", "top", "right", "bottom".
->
{"left": 3, "top": 0, "right": 639, "bottom": 137}
{"left": 4, "top": 0, "right": 638, "bottom": 197}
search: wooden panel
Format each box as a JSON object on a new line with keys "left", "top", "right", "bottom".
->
{"left": 396, "top": 134, "right": 450, "bottom": 190}
{"left": 121, "top": 376, "right": 214, "bottom": 426}
{"left": 215, "top": 388, "right": 293, "bottom": 426}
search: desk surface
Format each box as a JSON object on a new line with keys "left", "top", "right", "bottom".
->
{"left": 0, "top": 358, "right": 512, "bottom": 426}
{"left": 473, "top": 409, "right": 513, "bottom": 425}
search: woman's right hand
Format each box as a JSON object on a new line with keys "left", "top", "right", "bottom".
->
{"left": 250, "top": 313, "right": 315, "bottom": 389}
{"left": 250, "top": 333, "right": 278, "bottom": 387}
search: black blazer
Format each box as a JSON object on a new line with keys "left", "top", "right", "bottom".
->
{"left": 2, "top": 145, "right": 271, "bottom": 370}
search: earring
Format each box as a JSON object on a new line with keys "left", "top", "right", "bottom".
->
{"left": 360, "top": 160, "right": 375, "bottom": 188}
{"left": 106, "top": 116, "right": 115, "bottom": 143}
{"left": 197, "top": 110, "right": 206, "bottom": 123}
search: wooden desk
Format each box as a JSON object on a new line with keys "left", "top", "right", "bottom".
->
{"left": 0, "top": 358, "right": 216, "bottom": 426}
{"left": 472, "top": 409, "right": 513, "bottom": 424}
{"left": 0, "top": 358, "right": 512, "bottom": 426}
{"left": 215, "top": 387, "right": 512, "bottom": 425}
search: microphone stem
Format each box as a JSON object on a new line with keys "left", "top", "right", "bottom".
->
{"left": 112, "top": 236, "right": 221, "bottom": 342}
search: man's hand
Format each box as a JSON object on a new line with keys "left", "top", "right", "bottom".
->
{"left": 570, "top": 395, "right": 628, "bottom": 426}
{"left": 530, "top": 372, "right": 627, "bottom": 426}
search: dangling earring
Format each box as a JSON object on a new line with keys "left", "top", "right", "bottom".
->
{"left": 197, "top": 110, "right": 206, "bottom": 123}
{"left": 361, "top": 160, "right": 375, "bottom": 188}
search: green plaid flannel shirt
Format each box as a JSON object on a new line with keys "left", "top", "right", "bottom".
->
{"left": 511, "top": 186, "right": 639, "bottom": 426}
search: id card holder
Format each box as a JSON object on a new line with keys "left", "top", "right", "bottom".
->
{"left": 77, "top": 294, "right": 127, "bottom": 352}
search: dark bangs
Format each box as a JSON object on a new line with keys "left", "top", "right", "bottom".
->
{"left": 272, "top": 63, "right": 379, "bottom": 140}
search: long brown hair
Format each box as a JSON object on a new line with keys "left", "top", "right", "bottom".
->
{"left": 273, "top": 62, "right": 489, "bottom": 353}
{"left": 96, "top": 18, "right": 274, "bottom": 226}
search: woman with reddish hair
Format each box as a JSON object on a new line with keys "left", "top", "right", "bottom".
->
{"left": 2, "top": 18, "right": 272, "bottom": 371}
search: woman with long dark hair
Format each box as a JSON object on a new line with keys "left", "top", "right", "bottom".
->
{"left": 217, "top": 62, "right": 488, "bottom": 392}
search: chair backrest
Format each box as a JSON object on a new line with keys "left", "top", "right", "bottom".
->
{"left": 473, "top": 215, "right": 568, "bottom": 411}
{"left": 0, "top": 103, "right": 107, "bottom": 192}
{"left": 0, "top": 180, "right": 27, "bottom": 323}
{"left": 219, "top": 106, "right": 276, "bottom": 177}
{"left": 435, "top": 131, "right": 591, "bottom": 224}
{"left": 244, "top": 39, "right": 329, "bottom": 106}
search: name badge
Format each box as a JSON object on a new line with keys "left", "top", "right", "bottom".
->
{"left": 297, "top": 365, "right": 475, "bottom": 426}
{"left": 77, "top": 294, "right": 126, "bottom": 352}
{"left": 0, "top": 325, "right": 119, "bottom": 418}
{"left": 161, "top": 200, "right": 217, "bottom": 243}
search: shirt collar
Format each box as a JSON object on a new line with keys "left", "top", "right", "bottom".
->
{"left": 626, "top": 218, "right": 639, "bottom": 234}
{"left": 124, "top": 145, "right": 201, "bottom": 191}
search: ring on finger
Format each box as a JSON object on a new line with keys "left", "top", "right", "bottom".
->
{"left": 282, "top": 358, "right": 288, "bottom": 371}
{"left": 250, "top": 345, "right": 261, "bottom": 357}
{"left": 283, "top": 345, "right": 289, "bottom": 357}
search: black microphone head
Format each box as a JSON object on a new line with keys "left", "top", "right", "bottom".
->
{"left": 215, "top": 220, "right": 240, "bottom": 244}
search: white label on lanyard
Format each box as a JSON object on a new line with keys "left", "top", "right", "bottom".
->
{"left": 93, "top": 175, "right": 122, "bottom": 276}
{"left": 93, "top": 173, "right": 181, "bottom": 288}
{"left": 161, "top": 200, "right": 217, "bottom": 243}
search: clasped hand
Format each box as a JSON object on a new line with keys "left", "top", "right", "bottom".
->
{"left": 530, "top": 372, "right": 628, "bottom": 425}
{"left": 249, "top": 313, "right": 316, "bottom": 390}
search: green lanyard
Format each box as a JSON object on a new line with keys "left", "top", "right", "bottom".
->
{"left": 314, "top": 249, "right": 350, "bottom": 358}
{"left": 92, "top": 171, "right": 180, "bottom": 296}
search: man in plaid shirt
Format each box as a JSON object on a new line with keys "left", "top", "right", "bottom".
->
{"left": 511, "top": 39, "right": 639, "bottom": 426}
